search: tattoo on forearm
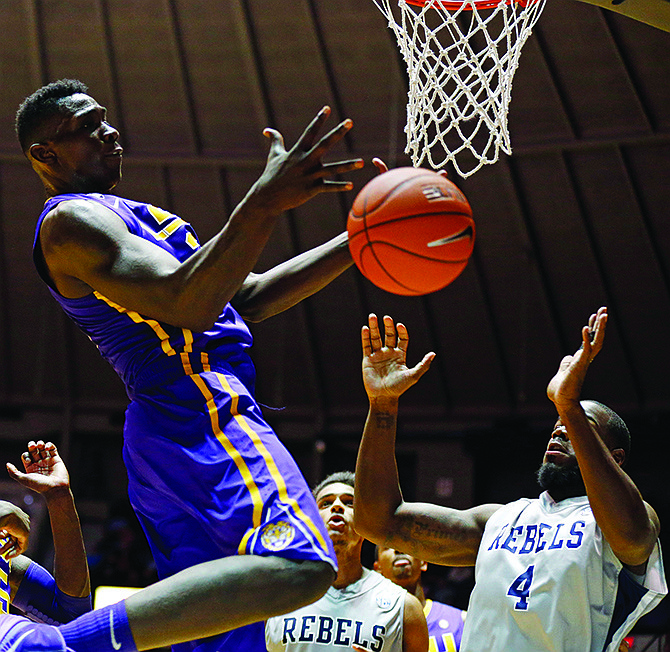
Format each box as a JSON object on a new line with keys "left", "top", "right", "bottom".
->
{"left": 375, "top": 412, "right": 396, "bottom": 429}
{"left": 410, "top": 517, "right": 469, "bottom": 543}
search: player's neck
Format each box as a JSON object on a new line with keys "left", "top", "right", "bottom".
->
{"left": 331, "top": 543, "right": 365, "bottom": 590}
{"left": 412, "top": 582, "right": 426, "bottom": 607}
{"left": 332, "top": 561, "right": 364, "bottom": 590}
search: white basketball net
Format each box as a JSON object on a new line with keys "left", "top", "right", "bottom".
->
{"left": 373, "top": 0, "right": 546, "bottom": 177}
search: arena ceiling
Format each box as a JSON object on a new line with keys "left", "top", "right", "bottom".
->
{"left": 0, "top": 0, "right": 668, "bottom": 461}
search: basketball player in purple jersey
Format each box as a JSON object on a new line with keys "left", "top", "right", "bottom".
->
{"left": 16, "top": 78, "right": 365, "bottom": 652}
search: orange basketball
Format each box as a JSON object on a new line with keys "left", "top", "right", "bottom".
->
{"left": 347, "top": 167, "right": 475, "bottom": 296}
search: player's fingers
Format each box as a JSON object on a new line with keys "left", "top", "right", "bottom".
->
{"left": 6, "top": 463, "right": 23, "bottom": 480}
{"left": 588, "top": 312, "right": 597, "bottom": 332}
{"left": 309, "top": 118, "right": 353, "bottom": 157}
{"left": 26, "top": 441, "right": 39, "bottom": 462}
{"left": 44, "top": 442, "right": 58, "bottom": 459}
{"left": 396, "top": 323, "right": 410, "bottom": 353}
{"left": 383, "top": 315, "right": 396, "bottom": 349}
{"left": 36, "top": 440, "right": 50, "bottom": 460}
{"left": 21, "top": 451, "right": 31, "bottom": 468}
{"left": 372, "top": 158, "right": 388, "bottom": 174}
{"left": 361, "top": 326, "right": 373, "bottom": 357}
{"left": 368, "top": 314, "right": 382, "bottom": 351}
{"left": 315, "top": 180, "right": 355, "bottom": 194}
{"left": 318, "top": 159, "right": 364, "bottom": 177}
{"left": 294, "top": 106, "right": 332, "bottom": 152}
{"left": 410, "top": 352, "right": 436, "bottom": 381}
{"left": 263, "top": 128, "right": 286, "bottom": 156}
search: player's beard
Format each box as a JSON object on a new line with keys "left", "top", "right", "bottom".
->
{"left": 536, "top": 461, "right": 586, "bottom": 498}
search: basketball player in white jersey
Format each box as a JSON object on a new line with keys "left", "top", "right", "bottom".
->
{"left": 265, "top": 471, "right": 428, "bottom": 652}
{"left": 354, "top": 307, "right": 666, "bottom": 652}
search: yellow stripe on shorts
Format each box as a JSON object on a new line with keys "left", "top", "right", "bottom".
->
{"left": 213, "top": 372, "right": 330, "bottom": 555}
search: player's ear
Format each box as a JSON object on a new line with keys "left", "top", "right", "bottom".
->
{"left": 29, "top": 142, "right": 56, "bottom": 165}
{"left": 373, "top": 560, "right": 380, "bottom": 571}
{"left": 611, "top": 448, "right": 625, "bottom": 468}
{"left": 420, "top": 561, "right": 428, "bottom": 572}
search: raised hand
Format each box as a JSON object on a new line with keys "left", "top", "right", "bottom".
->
{"left": 547, "top": 307, "right": 608, "bottom": 408}
{"left": 361, "top": 314, "right": 435, "bottom": 402}
{"left": 251, "top": 106, "right": 364, "bottom": 214}
{"left": 6, "top": 440, "right": 70, "bottom": 496}
{"left": 0, "top": 500, "right": 30, "bottom": 558}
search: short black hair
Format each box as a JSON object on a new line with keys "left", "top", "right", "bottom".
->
{"left": 584, "top": 400, "right": 631, "bottom": 462}
{"left": 313, "top": 470, "right": 355, "bottom": 498}
{"left": 16, "top": 79, "right": 89, "bottom": 153}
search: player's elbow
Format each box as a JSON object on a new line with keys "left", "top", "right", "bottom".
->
{"left": 352, "top": 510, "right": 386, "bottom": 544}
{"left": 233, "top": 302, "right": 270, "bottom": 323}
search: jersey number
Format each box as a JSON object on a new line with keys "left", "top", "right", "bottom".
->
{"left": 507, "top": 565, "right": 535, "bottom": 610}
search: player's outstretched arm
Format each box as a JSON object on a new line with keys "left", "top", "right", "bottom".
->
{"left": 547, "top": 308, "right": 659, "bottom": 569}
{"left": 353, "top": 314, "right": 499, "bottom": 567}
{"left": 232, "top": 158, "right": 401, "bottom": 322}
{"left": 231, "top": 230, "right": 353, "bottom": 322}
{"left": 7, "top": 440, "right": 90, "bottom": 599}
{"left": 41, "top": 106, "right": 363, "bottom": 331}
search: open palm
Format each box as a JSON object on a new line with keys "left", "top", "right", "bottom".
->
{"left": 547, "top": 307, "right": 607, "bottom": 408}
{"left": 6, "top": 440, "right": 69, "bottom": 495}
{"left": 362, "top": 314, "right": 434, "bottom": 401}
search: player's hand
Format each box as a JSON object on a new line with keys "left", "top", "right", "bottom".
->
{"left": 547, "top": 307, "right": 607, "bottom": 409}
{"left": 362, "top": 314, "right": 435, "bottom": 402}
{"left": 372, "top": 157, "right": 388, "bottom": 174}
{"left": 6, "top": 440, "right": 70, "bottom": 497}
{"left": 0, "top": 500, "right": 30, "bottom": 558}
{"left": 251, "top": 106, "right": 363, "bottom": 214}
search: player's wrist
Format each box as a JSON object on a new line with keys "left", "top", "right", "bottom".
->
{"left": 368, "top": 395, "right": 400, "bottom": 412}
{"left": 43, "top": 484, "right": 74, "bottom": 505}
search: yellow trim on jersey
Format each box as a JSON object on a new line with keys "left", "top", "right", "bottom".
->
{"left": 180, "top": 329, "right": 194, "bottom": 375}
{"left": 157, "top": 218, "right": 187, "bottom": 240}
{"left": 424, "top": 598, "right": 433, "bottom": 618}
{"left": 147, "top": 205, "right": 197, "bottom": 249}
{"left": 147, "top": 205, "right": 174, "bottom": 225}
{"left": 189, "top": 374, "right": 265, "bottom": 535}
{"left": 185, "top": 232, "right": 198, "bottom": 250}
{"left": 0, "top": 553, "right": 10, "bottom": 614}
{"left": 93, "top": 292, "right": 177, "bottom": 357}
{"left": 213, "top": 372, "right": 330, "bottom": 555}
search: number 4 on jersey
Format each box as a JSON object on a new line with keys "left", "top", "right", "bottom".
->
{"left": 507, "top": 565, "right": 535, "bottom": 610}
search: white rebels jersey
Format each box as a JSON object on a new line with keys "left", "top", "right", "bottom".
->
{"left": 461, "top": 492, "right": 666, "bottom": 652}
{"left": 266, "top": 568, "right": 406, "bottom": 652}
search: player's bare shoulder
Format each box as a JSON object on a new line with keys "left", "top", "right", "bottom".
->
{"left": 39, "top": 198, "right": 130, "bottom": 297}
{"left": 40, "top": 198, "right": 128, "bottom": 253}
